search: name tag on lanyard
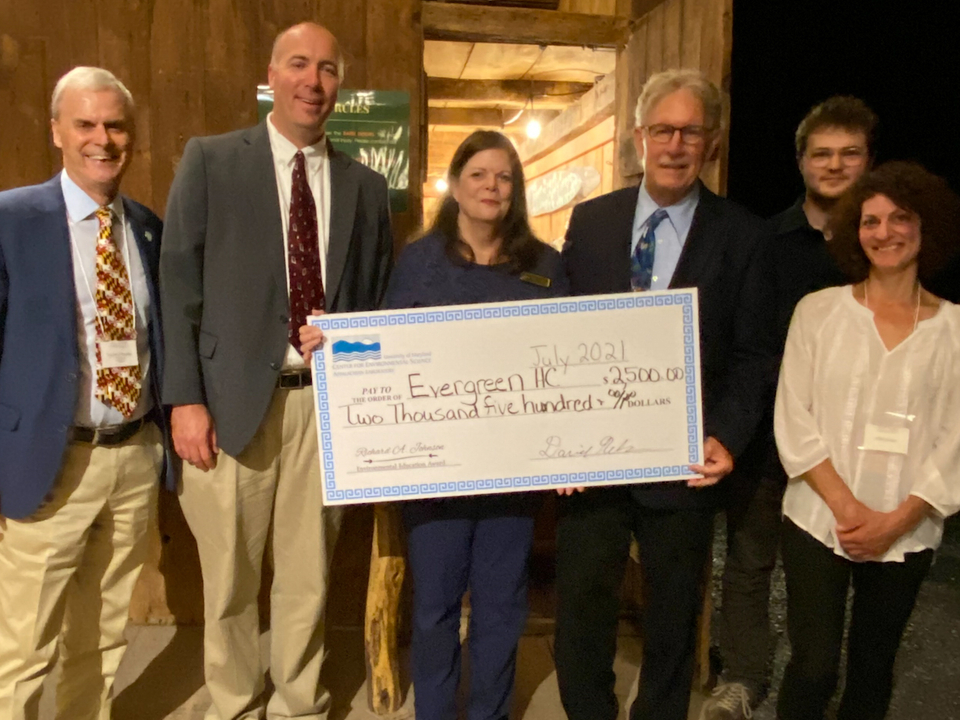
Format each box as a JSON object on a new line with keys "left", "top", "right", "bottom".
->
{"left": 98, "top": 339, "right": 139, "bottom": 369}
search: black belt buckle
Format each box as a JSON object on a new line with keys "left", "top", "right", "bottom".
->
{"left": 70, "top": 417, "right": 145, "bottom": 447}
{"left": 276, "top": 369, "right": 312, "bottom": 389}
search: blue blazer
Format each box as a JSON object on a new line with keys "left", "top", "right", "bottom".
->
{"left": 0, "top": 176, "right": 172, "bottom": 520}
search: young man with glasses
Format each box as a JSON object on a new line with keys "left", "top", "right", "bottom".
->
{"left": 555, "top": 69, "right": 778, "bottom": 720}
{"left": 702, "top": 96, "right": 877, "bottom": 720}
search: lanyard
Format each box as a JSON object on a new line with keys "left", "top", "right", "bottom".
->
{"left": 68, "top": 207, "right": 138, "bottom": 339}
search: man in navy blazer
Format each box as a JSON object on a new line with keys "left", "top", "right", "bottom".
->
{"left": 553, "top": 70, "right": 778, "bottom": 720}
{"left": 0, "top": 67, "right": 168, "bottom": 720}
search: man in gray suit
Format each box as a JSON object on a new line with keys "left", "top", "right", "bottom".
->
{"left": 160, "top": 22, "right": 393, "bottom": 720}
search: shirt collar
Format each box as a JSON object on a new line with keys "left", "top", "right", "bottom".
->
{"left": 60, "top": 170, "right": 123, "bottom": 223}
{"left": 635, "top": 179, "right": 700, "bottom": 238}
{"left": 776, "top": 196, "right": 815, "bottom": 235}
{"left": 266, "top": 112, "right": 327, "bottom": 165}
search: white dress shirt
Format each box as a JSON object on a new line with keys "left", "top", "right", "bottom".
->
{"left": 266, "top": 113, "right": 332, "bottom": 368}
{"left": 630, "top": 181, "right": 700, "bottom": 290}
{"left": 775, "top": 286, "right": 960, "bottom": 561}
{"left": 62, "top": 171, "right": 153, "bottom": 427}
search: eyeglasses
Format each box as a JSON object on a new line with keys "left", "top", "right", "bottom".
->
{"left": 806, "top": 147, "right": 867, "bottom": 167}
{"left": 643, "top": 124, "right": 711, "bottom": 145}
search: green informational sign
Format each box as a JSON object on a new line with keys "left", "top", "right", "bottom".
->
{"left": 258, "top": 86, "right": 410, "bottom": 212}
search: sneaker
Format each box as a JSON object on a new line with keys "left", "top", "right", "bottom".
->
{"left": 699, "top": 681, "right": 754, "bottom": 720}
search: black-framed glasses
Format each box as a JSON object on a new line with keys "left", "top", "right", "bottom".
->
{"left": 806, "top": 147, "right": 867, "bottom": 167}
{"left": 643, "top": 124, "right": 710, "bottom": 145}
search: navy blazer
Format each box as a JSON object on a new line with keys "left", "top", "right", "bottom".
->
{"left": 562, "top": 182, "right": 779, "bottom": 510}
{"left": 0, "top": 176, "right": 171, "bottom": 520}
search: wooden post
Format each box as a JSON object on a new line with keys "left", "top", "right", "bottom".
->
{"left": 364, "top": 503, "right": 409, "bottom": 715}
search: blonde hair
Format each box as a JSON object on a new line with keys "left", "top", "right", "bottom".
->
{"left": 51, "top": 66, "right": 134, "bottom": 120}
{"left": 634, "top": 69, "right": 721, "bottom": 130}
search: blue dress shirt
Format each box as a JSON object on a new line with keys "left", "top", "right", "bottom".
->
{"left": 61, "top": 171, "right": 153, "bottom": 427}
{"left": 630, "top": 181, "right": 700, "bottom": 290}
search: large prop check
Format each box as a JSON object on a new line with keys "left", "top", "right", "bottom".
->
{"left": 309, "top": 289, "right": 703, "bottom": 505}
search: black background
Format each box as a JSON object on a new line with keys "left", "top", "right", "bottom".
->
{"left": 726, "top": 1, "right": 960, "bottom": 218}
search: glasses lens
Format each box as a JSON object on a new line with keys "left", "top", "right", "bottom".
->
{"left": 649, "top": 125, "right": 674, "bottom": 143}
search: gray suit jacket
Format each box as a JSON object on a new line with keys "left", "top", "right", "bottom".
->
{"left": 160, "top": 122, "right": 394, "bottom": 456}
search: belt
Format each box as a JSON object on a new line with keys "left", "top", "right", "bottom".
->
{"left": 276, "top": 368, "right": 313, "bottom": 389}
{"left": 69, "top": 417, "right": 146, "bottom": 447}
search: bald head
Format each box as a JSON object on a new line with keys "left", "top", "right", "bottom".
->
{"left": 270, "top": 23, "right": 344, "bottom": 80}
{"left": 267, "top": 21, "right": 343, "bottom": 148}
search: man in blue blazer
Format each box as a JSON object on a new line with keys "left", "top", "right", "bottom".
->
{"left": 0, "top": 67, "right": 168, "bottom": 720}
{"left": 554, "top": 69, "right": 778, "bottom": 720}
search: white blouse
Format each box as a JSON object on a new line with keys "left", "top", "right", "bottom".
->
{"left": 775, "top": 286, "right": 960, "bottom": 561}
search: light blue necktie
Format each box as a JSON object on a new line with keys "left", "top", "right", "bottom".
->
{"left": 630, "top": 208, "right": 669, "bottom": 291}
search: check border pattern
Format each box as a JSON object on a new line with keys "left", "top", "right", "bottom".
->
{"left": 312, "top": 292, "right": 700, "bottom": 502}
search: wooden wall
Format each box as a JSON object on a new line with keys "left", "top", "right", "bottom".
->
{"left": 0, "top": 0, "right": 422, "bottom": 625}
{"left": 0, "top": 0, "right": 423, "bottom": 240}
{"left": 526, "top": 116, "right": 615, "bottom": 245}
{"left": 614, "top": 0, "right": 734, "bottom": 192}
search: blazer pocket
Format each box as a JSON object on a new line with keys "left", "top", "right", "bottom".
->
{"left": 0, "top": 403, "right": 20, "bottom": 431}
{"left": 198, "top": 331, "right": 218, "bottom": 359}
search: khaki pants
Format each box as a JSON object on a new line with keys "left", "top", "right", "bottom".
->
{"left": 0, "top": 422, "right": 162, "bottom": 720}
{"left": 179, "top": 388, "right": 342, "bottom": 720}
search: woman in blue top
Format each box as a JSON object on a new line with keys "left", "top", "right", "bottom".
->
{"left": 387, "top": 130, "right": 568, "bottom": 720}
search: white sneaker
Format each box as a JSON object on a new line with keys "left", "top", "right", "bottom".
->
{"left": 699, "top": 682, "right": 754, "bottom": 720}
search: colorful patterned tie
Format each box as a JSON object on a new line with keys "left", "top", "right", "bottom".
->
{"left": 630, "top": 208, "right": 670, "bottom": 291}
{"left": 94, "top": 207, "right": 141, "bottom": 417}
{"left": 288, "top": 150, "right": 325, "bottom": 353}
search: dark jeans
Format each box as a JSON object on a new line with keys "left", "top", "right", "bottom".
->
{"left": 404, "top": 505, "right": 535, "bottom": 720}
{"left": 718, "top": 441, "right": 786, "bottom": 697}
{"left": 554, "top": 487, "right": 714, "bottom": 720}
{"left": 778, "top": 519, "right": 933, "bottom": 720}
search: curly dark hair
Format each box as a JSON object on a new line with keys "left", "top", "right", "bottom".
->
{"left": 430, "top": 129, "right": 545, "bottom": 273}
{"left": 795, "top": 96, "right": 878, "bottom": 159}
{"left": 827, "top": 161, "right": 960, "bottom": 284}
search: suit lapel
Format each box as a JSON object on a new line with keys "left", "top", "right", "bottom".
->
{"left": 670, "top": 183, "right": 721, "bottom": 289}
{"left": 325, "top": 143, "right": 357, "bottom": 308}
{"left": 609, "top": 186, "right": 640, "bottom": 292}
{"left": 243, "top": 124, "right": 287, "bottom": 297}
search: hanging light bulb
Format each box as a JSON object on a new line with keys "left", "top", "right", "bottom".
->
{"left": 526, "top": 118, "right": 541, "bottom": 139}
{"left": 435, "top": 177, "right": 449, "bottom": 193}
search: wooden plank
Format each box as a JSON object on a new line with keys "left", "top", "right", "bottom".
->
{"left": 0, "top": 36, "right": 52, "bottom": 190}
{"left": 459, "top": 42, "right": 542, "bottom": 80}
{"left": 559, "top": 0, "right": 616, "bottom": 13}
{"left": 204, "top": 0, "right": 259, "bottom": 137}
{"left": 429, "top": 106, "right": 507, "bottom": 128}
{"left": 519, "top": 71, "right": 615, "bottom": 164}
{"left": 428, "top": 77, "right": 593, "bottom": 106}
{"left": 615, "top": 0, "right": 669, "bottom": 17}
{"left": 644, "top": 2, "right": 664, "bottom": 76}
{"left": 524, "top": 116, "right": 613, "bottom": 180}
{"left": 680, "top": 0, "right": 703, "bottom": 68}
{"left": 662, "top": 0, "right": 682, "bottom": 69}
{"left": 613, "top": 16, "right": 646, "bottom": 186}
{"left": 423, "top": 40, "right": 473, "bottom": 79}
{"left": 422, "top": 2, "right": 629, "bottom": 47}
{"left": 530, "top": 45, "right": 616, "bottom": 82}
{"left": 454, "top": 0, "right": 560, "bottom": 8}
{"left": 364, "top": 505, "right": 407, "bottom": 714}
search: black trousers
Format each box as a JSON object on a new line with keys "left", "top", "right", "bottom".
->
{"left": 718, "top": 440, "right": 787, "bottom": 697}
{"left": 778, "top": 519, "right": 933, "bottom": 720}
{"left": 554, "top": 488, "right": 714, "bottom": 720}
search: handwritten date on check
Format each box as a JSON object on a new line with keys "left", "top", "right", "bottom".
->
{"left": 309, "top": 290, "right": 704, "bottom": 505}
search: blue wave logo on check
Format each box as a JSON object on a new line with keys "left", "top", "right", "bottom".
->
{"left": 331, "top": 335, "right": 382, "bottom": 362}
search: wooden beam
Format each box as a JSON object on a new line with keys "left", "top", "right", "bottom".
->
{"left": 427, "top": 77, "right": 593, "bottom": 106}
{"left": 519, "top": 71, "right": 614, "bottom": 163}
{"left": 445, "top": 0, "right": 560, "bottom": 8}
{"left": 616, "top": 0, "right": 669, "bottom": 17}
{"left": 428, "top": 106, "right": 506, "bottom": 127}
{"left": 422, "top": 2, "right": 629, "bottom": 47}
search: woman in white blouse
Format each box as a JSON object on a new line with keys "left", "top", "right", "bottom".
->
{"left": 774, "top": 161, "right": 960, "bottom": 720}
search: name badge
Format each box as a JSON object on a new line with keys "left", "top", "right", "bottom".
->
{"left": 99, "top": 339, "right": 139, "bottom": 369}
{"left": 862, "top": 424, "right": 910, "bottom": 455}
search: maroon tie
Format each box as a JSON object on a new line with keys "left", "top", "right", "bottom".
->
{"left": 288, "top": 150, "right": 325, "bottom": 353}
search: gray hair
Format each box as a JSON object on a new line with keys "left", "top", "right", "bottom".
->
{"left": 270, "top": 23, "right": 345, "bottom": 81}
{"left": 51, "top": 66, "right": 135, "bottom": 120}
{"left": 634, "top": 69, "right": 722, "bottom": 130}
